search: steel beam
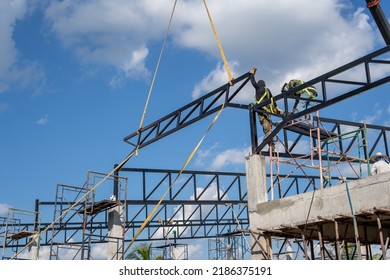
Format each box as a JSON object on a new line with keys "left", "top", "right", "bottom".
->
{"left": 123, "top": 73, "right": 251, "bottom": 148}
{"left": 365, "top": 0, "right": 390, "bottom": 45}
{"left": 255, "top": 45, "right": 390, "bottom": 153}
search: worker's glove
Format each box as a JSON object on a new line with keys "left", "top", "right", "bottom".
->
{"left": 249, "top": 67, "right": 257, "bottom": 74}
{"left": 281, "top": 83, "right": 289, "bottom": 92}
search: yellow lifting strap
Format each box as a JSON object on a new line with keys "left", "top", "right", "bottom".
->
{"left": 203, "top": 0, "right": 234, "bottom": 85}
{"left": 136, "top": 0, "right": 178, "bottom": 155}
{"left": 123, "top": 103, "right": 226, "bottom": 256}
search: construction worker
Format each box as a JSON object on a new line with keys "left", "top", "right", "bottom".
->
{"left": 281, "top": 79, "right": 317, "bottom": 122}
{"left": 370, "top": 152, "right": 390, "bottom": 175}
{"left": 250, "top": 67, "right": 283, "bottom": 150}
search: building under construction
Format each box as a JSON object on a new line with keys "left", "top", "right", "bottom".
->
{"left": 1, "top": 0, "right": 390, "bottom": 260}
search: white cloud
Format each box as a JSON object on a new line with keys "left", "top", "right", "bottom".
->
{"left": 184, "top": 0, "right": 380, "bottom": 101}
{"left": 37, "top": 114, "right": 49, "bottom": 125}
{"left": 37, "top": 238, "right": 83, "bottom": 260}
{"left": 15, "top": 242, "right": 109, "bottom": 260}
{"left": 352, "top": 103, "right": 386, "bottom": 125}
{"left": 0, "top": 203, "right": 10, "bottom": 215}
{"left": 195, "top": 144, "right": 251, "bottom": 170}
{"left": 187, "top": 243, "right": 204, "bottom": 260}
{"left": 192, "top": 62, "right": 238, "bottom": 99}
{"left": 211, "top": 147, "right": 250, "bottom": 170}
{"left": 359, "top": 109, "right": 384, "bottom": 125}
{"left": 0, "top": 0, "right": 46, "bottom": 95}
{"left": 276, "top": 140, "right": 310, "bottom": 155}
{"left": 44, "top": 0, "right": 169, "bottom": 86}
{"left": 338, "top": 162, "right": 369, "bottom": 178}
{"left": 91, "top": 243, "right": 108, "bottom": 259}
{"left": 41, "top": 0, "right": 382, "bottom": 94}
{"left": 0, "top": 0, "right": 27, "bottom": 91}
{"left": 36, "top": 0, "right": 390, "bottom": 117}
{"left": 194, "top": 142, "right": 219, "bottom": 166}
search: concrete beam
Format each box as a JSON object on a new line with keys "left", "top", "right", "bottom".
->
{"left": 255, "top": 172, "right": 390, "bottom": 243}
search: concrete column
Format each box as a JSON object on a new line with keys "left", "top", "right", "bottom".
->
{"left": 245, "top": 154, "right": 271, "bottom": 259}
{"left": 28, "top": 234, "right": 40, "bottom": 260}
{"left": 107, "top": 205, "right": 124, "bottom": 260}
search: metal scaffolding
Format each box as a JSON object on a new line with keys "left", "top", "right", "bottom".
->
{"left": 250, "top": 207, "right": 390, "bottom": 260}
{"left": 48, "top": 170, "right": 128, "bottom": 260}
{"left": 1, "top": 207, "right": 40, "bottom": 260}
{"left": 152, "top": 243, "right": 188, "bottom": 260}
{"left": 246, "top": 109, "right": 390, "bottom": 260}
{"left": 208, "top": 230, "right": 249, "bottom": 260}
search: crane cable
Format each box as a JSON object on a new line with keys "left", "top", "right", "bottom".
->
{"left": 203, "top": 0, "right": 234, "bottom": 85}
{"left": 136, "top": 0, "right": 178, "bottom": 155}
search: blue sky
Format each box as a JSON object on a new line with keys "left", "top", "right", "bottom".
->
{"left": 1, "top": 0, "right": 390, "bottom": 259}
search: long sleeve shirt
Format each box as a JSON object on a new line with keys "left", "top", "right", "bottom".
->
{"left": 371, "top": 160, "right": 390, "bottom": 175}
{"left": 250, "top": 75, "right": 266, "bottom": 102}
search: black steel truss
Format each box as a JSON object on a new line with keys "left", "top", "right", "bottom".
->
{"left": 259, "top": 116, "right": 390, "bottom": 161}
{"left": 254, "top": 45, "right": 390, "bottom": 152}
{"left": 1, "top": 164, "right": 368, "bottom": 249}
{"left": 122, "top": 45, "right": 390, "bottom": 161}
{"left": 123, "top": 73, "right": 251, "bottom": 148}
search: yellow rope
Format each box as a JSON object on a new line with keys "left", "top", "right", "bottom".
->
{"left": 136, "top": 0, "right": 178, "bottom": 155}
{"left": 123, "top": 103, "right": 226, "bottom": 256}
{"left": 202, "top": 0, "right": 234, "bottom": 85}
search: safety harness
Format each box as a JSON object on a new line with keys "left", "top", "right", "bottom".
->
{"left": 254, "top": 88, "right": 280, "bottom": 114}
{"left": 289, "top": 79, "right": 317, "bottom": 99}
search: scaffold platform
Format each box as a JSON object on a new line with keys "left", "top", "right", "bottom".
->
{"left": 284, "top": 121, "right": 337, "bottom": 141}
{"left": 81, "top": 200, "right": 119, "bottom": 215}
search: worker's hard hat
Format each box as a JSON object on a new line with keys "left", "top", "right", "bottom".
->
{"left": 370, "top": 152, "right": 389, "bottom": 161}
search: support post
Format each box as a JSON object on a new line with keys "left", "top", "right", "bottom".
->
{"left": 249, "top": 105, "right": 259, "bottom": 154}
{"left": 334, "top": 220, "right": 341, "bottom": 260}
{"left": 376, "top": 214, "right": 387, "bottom": 260}
{"left": 107, "top": 205, "right": 124, "bottom": 260}
{"left": 302, "top": 233, "right": 309, "bottom": 260}
{"left": 245, "top": 154, "right": 271, "bottom": 259}
{"left": 318, "top": 225, "right": 325, "bottom": 260}
{"left": 113, "top": 164, "right": 119, "bottom": 199}
{"left": 29, "top": 199, "right": 40, "bottom": 260}
{"left": 29, "top": 233, "right": 40, "bottom": 260}
{"left": 310, "top": 240, "right": 315, "bottom": 260}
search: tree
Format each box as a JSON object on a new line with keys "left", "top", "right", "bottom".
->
{"left": 125, "top": 243, "right": 163, "bottom": 260}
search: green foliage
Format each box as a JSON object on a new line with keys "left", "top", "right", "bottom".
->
{"left": 125, "top": 242, "right": 163, "bottom": 260}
